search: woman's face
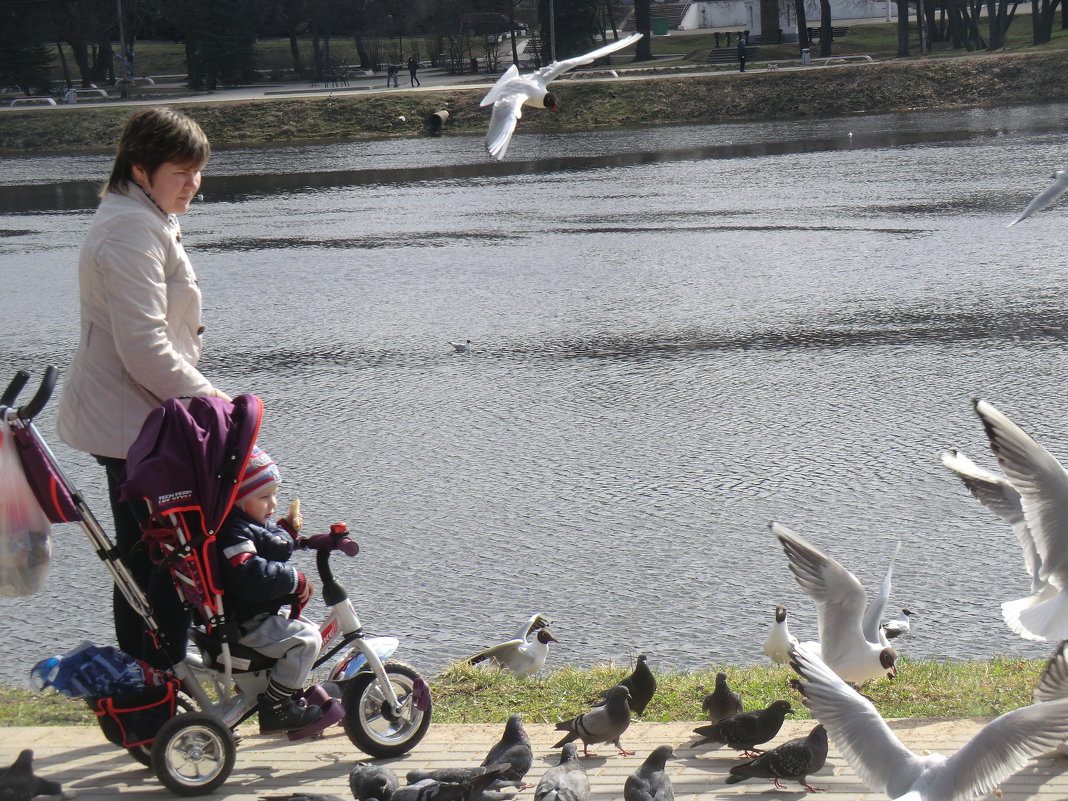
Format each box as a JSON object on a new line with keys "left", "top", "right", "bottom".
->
{"left": 133, "top": 161, "right": 202, "bottom": 215}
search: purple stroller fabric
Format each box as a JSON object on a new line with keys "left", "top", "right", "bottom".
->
{"left": 121, "top": 395, "right": 263, "bottom": 534}
{"left": 10, "top": 425, "right": 81, "bottom": 523}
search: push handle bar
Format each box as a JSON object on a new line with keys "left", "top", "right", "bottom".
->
{"left": 18, "top": 366, "right": 58, "bottom": 422}
{"left": 1, "top": 370, "right": 30, "bottom": 408}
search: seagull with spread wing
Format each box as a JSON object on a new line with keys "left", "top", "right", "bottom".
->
{"left": 1008, "top": 167, "right": 1068, "bottom": 226}
{"left": 480, "top": 33, "right": 642, "bottom": 160}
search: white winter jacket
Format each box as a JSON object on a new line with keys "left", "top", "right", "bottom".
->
{"left": 57, "top": 183, "right": 219, "bottom": 459}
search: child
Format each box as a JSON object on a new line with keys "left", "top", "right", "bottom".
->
{"left": 217, "top": 446, "right": 324, "bottom": 734}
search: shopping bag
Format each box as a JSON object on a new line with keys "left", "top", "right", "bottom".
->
{"left": 0, "top": 424, "right": 50, "bottom": 596}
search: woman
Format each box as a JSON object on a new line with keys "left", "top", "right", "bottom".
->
{"left": 57, "top": 107, "right": 230, "bottom": 666}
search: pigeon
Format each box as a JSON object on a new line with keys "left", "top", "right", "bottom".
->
{"left": 599, "top": 653, "right": 657, "bottom": 716}
{"left": 480, "top": 33, "right": 643, "bottom": 160}
{"left": 481, "top": 713, "right": 534, "bottom": 784}
{"left": 533, "top": 743, "right": 589, "bottom": 801}
{"left": 403, "top": 765, "right": 515, "bottom": 801}
{"left": 692, "top": 700, "right": 793, "bottom": 757}
{"left": 553, "top": 684, "right": 634, "bottom": 756}
{"left": 350, "top": 763, "right": 401, "bottom": 801}
{"left": 622, "top": 745, "right": 674, "bottom": 801}
{"left": 390, "top": 781, "right": 471, "bottom": 801}
{"left": 260, "top": 795, "right": 346, "bottom": 801}
{"left": 725, "top": 723, "right": 829, "bottom": 792}
{"left": 763, "top": 605, "right": 799, "bottom": 664}
{"left": 469, "top": 628, "right": 558, "bottom": 678}
{"left": 945, "top": 401, "right": 1068, "bottom": 642}
{"left": 882, "top": 609, "right": 914, "bottom": 640}
{"left": 789, "top": 642, "right": 1068, "bottom": 801}
{"left": 701, "top": 671, "right": 743, "bottom": 724}
{"left": 0, "top": 750, "right": 71, "bottom": 801}
{"left": 1008, "top": 166, "right": 1068, "bottom": 226}
{"left": 1033, "top": 639, "right": 1068, "bottom": 703}
{"left": 771, "top": 522, "right": 899, "bottom": 685}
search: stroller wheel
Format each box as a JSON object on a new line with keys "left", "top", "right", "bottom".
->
{"left": 151, "top": 711, "right": 236, "bottom": 795}
{"left": 341, "top": 660, "right": 432, "bottom": 758}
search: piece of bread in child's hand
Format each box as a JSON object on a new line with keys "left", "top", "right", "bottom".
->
{"left": 288, "top": 498, "right": 302, "bottom": 532}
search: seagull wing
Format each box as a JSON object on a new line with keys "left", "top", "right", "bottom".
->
{"left": 514, "top": 613, "right": 553, "bottom": 641}
{"left": 533, "top": 33, "right": 643, "bottom": 85}
{"left": 942, "top": 449, "right": 1043, "bottom": 589}
{"left": 974, "top": 400, "right": 1068, "bottom": 588}
{"left": 931, "top": 696, "right": 1068, "bottom": 801}
{"left": 485, "top": 94, "right": 526, "bottom": 161}
{"left": 862, "top": 540, "right": 900, "bottom": 645}
{"left": 1034, "top": 640, "right": 1068, "bottom": 703}
{"left": 1008, "top": 168, "right": 1068, "bottom": 226}
{"left": 481, "top": 64, "right": 520, "bottom": 106}
{"left": 470, "top": 638, "right": 524, "bottom": 664}
{"left": 789, "top": 644, "right": 923, "bottom": 796}
{"left": 772, "top": 522, "right": 868, "bottom": 666}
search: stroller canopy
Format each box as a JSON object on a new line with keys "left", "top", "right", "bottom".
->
{"left": 121, "top": 395, "right": 263, "bottom": 534}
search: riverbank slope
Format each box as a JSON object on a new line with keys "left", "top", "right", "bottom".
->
{"left": 2, "top": 49, "right": 1067, "bottom": 152}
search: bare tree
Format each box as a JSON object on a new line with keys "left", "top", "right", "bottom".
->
{"left": 633, "top": 0, "right": 651, "bottom": 60}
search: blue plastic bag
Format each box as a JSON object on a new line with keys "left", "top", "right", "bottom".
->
{"left": 30, "top": 641, "right": 161, "bottom": 698}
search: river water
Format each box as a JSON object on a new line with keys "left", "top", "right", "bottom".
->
{"left": 1, "top": 103, "right": 1067, "bottom": 688}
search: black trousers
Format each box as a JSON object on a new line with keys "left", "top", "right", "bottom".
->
{"left": 97, "top": 455, "right": 189, "bottom": 668}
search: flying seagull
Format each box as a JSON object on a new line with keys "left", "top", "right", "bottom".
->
{"left": 771, "top": 522, "right": 899, "bottom": 685}
{"left": 789, "top": 642, "right": 1068, "bottom": 801}
{"left": 480, "top": 33, "right": 643, "bottom": 160}
{"left": 1008, "top": 167, "right": 1068, "bottom": 226}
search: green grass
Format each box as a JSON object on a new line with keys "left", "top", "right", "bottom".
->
{"left": 0, "top": 657, "right": 1046, "bottom": 727}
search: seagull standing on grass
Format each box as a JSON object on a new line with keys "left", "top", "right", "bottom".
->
{"left": 763, "top": 605, "right": 799, "bottom": 664}
{"left": 480, "top": 33, "right": 643, "bottom": 160}
{"left": 789, "top": 642, "right": 1068, "bottom": 801}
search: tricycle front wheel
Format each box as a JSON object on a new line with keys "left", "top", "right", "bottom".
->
{"left": 341, "top": 660, "right": 431, "bottom": 758}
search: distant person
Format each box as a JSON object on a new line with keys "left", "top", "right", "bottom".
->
{"left": 737, "top": 37, "right": 747, "bottom": 72}
{"left": 387, "top": 63, "right": 399, "bottom": 88}
{"left": 408, "top": 57, "right": 421, "bottom": 87}
{"left": 56, "top": 107, "right": 230, "bottom": 667}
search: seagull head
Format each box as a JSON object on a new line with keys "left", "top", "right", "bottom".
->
{"left": 543, "top": 92, "right": 559, "bottom": 111}
{"left": 880, "top": 647, "right": 899, "bottom": 678}
{"left": 537, "top": 628, "right": 558, "bottom": 644}
{"left": 774, "top": 605, "right": 787, "bottom": 623}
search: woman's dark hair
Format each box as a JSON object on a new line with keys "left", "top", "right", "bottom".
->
{"left": 106, "top": 107, "right": 210, "bottom": 194}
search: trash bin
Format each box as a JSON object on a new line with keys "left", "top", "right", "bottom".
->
{"left": 652, "top": 17, "right": 670, "bottom": 35}
{"left": 801, "top": 48, "right": 811, "bottom": 65}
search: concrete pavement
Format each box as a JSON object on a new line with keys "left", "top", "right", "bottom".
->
{"left": 3, "top": 718, "right": 1068, "bottom": 800}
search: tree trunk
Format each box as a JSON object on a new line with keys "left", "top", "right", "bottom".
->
{"left": 795, "top": 0, "right": 809, "bottom": 50}
{"left": 633, "top": 0, "right": 652, "bottom": 60}
{"left": 896, "top": 0, "right": 910, "bottom": 55}
{"left": 819, "top": 0, "right": 832, "bottom": 56}
{"left": 289, "top": 31, "right": 303, "bottom": 76}
{"left": 56, "top": 41, "right": 73, "bottom": 89}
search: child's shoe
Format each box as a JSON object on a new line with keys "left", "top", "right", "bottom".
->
{"left": 257, "top": 693, "right": 324, "bottom": 735}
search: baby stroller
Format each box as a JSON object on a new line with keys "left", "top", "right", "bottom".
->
{"left": 4, "top": 367, "right": 432, "bottom": 795}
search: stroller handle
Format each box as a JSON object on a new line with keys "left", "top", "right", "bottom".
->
{"left": 1, "top": 370, "right": 30, "bottom": 408}
{"left": 17, "top": 366, "right": 58, "bottom": 422}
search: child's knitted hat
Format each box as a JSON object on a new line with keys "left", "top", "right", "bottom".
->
{"left": 237, "top": 446, "right": 281, "bottom": 499}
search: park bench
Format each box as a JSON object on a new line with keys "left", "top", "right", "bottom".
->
{"left": 9, "top": 96, "right": 57, "bottom": 107}
{"left": 806, "top": 26, "right": 850, "bottom": 40}
{"left": 708, "top": 46, "right": 758, "bottom": 64}
{"left": 63, "top": 88, "right": 109, "bottom": 103}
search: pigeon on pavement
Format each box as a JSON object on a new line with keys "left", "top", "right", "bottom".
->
{"left": 725, "top": 723, "right": 829, "bottom": 792}
{"left": 0, "top": 750, "right": 71, "bottom": 801}
{"left": 790, "top": 642, "right": 1068, "bottom": 801}
{"left": 771, "top": 522, "right": 899, "bottom": 685}
{"left": 390, "top": 781, "right": 471, "bottom": 801}
{"left": 881, "top": 609, "right": 914, "bottom": 640}
{"left": 701, "top": 672, "right": 743, "bottom": 724}
{"left": 599, "top": 653, "right": 657, "bottom": 716}
{"left": 533, "top": 743, "right": 590, "bottom": 801}
{"left": 469, "top": 628, "right": 559, "bottom": 678}
{"left": 260, "top": 795, "right": 346, "bottom": 801}
{"left": 1008, "top": 167, "right": 1068, "bottom": 226}
{"left": 405, "top": 765, "right": 515, "bottom": 801}
{"left": 350, "top": 763, "right": 400, "bottom": 801}
{"left": 480, "top": 33, "right": 643, "bottom": 160}
{"left": 553, "top": 684, "right": 634, "bottom": 756}
{"left": 763, "top": 605, "right": 800, "bottom": 665}
{"left": 622, "top": 745, "right": 674, "bottom": 801}
{"left": 692, "top": 700, "right": 793, "bottom": 757}
{"left": 481, "top": 714, "right": 534, "bottom": 784}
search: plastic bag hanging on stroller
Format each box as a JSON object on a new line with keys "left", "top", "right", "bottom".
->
{"left": 0, "top": 409, "right": 53, "bottom": 596}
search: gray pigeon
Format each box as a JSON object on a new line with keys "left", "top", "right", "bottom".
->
{"left": 481, "top": 713, "right": 533, "bottom": 784}
{"left": 404, "top": 764, "right": 514, "bottom": 801}
{"left": 553, "top": 684, "right": 633, "bottom": 756}
{"left": 599, "top": 654, "right": 657, "bottom": 716}
{"left": 0, "top": 750, "right": 70, "bottom": 801}
{"left": 724, "top": 723, "right": 829, "bottom": 791}
{"left": 259, "top": 795, "right": 346, "bottom": 801}
{"left": 701, "top": 672, "right": 743, "bottom": 724}
{"left": 692, "top": 700, "right": 792, "bottom": 757}
{"left": 349, "top": 762, "right": 401, "bottom": 801}
{"left": 533, "top": 743, "right": 589, "bottom": 801}
{"left": 390, "top": 781, "right": 470, "bottom": 801}
{"left": 622, "top": 745, "right": 674, "bottom": 801}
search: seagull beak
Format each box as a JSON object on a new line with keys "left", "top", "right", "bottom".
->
{"left": 887, "top": 664, "right": 898, "bottom": 680}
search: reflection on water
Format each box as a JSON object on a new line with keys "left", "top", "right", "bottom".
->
{"left": 1, "top": 104, "right": 1067, "bottom": 686}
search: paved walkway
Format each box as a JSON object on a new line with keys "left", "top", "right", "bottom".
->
{"left": 3, "top": 719, "right": 1068, "bottom": 800}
